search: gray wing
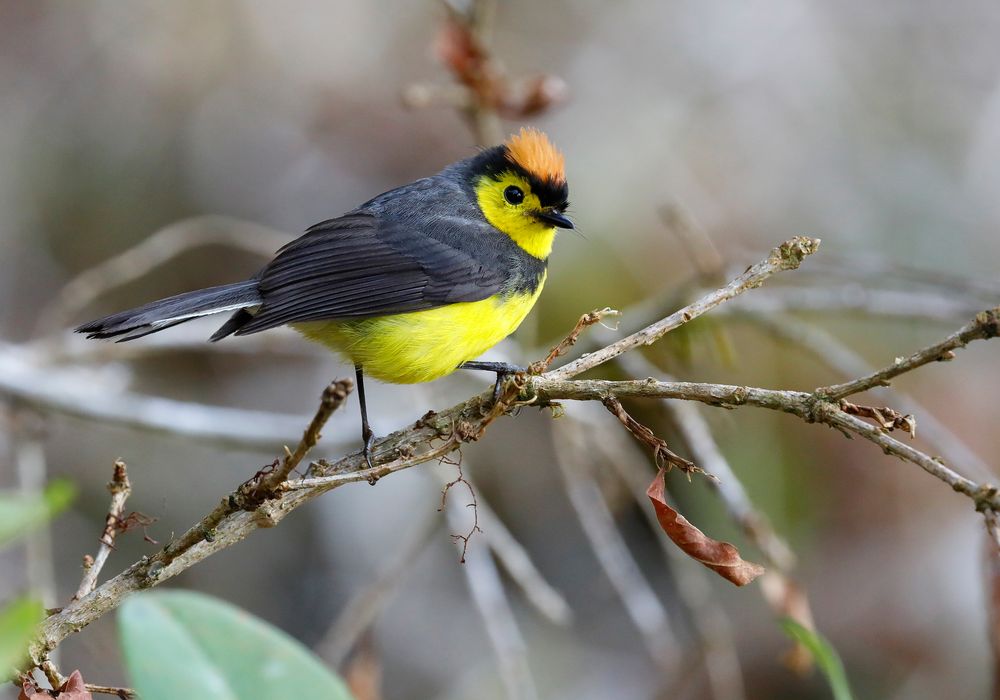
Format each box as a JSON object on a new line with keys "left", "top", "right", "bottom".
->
{"left": 232, "top": 212, "right": 505, "bottom": 335}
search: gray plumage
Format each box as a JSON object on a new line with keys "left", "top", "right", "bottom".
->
{"left": 76, "top": 147, "right": 561, "bottom": 343}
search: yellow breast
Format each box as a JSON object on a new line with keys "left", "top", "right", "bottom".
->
{"left": 293, "top": 273, "right": 546, "bottom": 384}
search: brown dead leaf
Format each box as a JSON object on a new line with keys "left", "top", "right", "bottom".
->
{"left": 604, "top": 398, "right": 705, "bottom": 478}
{"left": 838, "top": 400, "right": 916, "bottom": 437}
{"left": 647, "top": 469, "right": 765, "bottom": 586}
{"left": 19, "top": 670, "right": 93, "bottom": 700}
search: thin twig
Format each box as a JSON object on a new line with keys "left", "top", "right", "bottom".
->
{"left": 433, "top": 469, "right": 572, "bottom": 625}
{"left": 269, "top": 379, "right": 354, "bottom": 486}
{"left": 85, "top": 682, "right": 138, "bottom": 698}
{"left": 817, "top": 307, "right": 999, "bottom": 400}
{"left": 546, "top": 236, "right": 821, "bottom": 379}
{"left": 527, "top": 307, "right": 619, "bottom": 375}
{"left": 73, "top": 460, "right": 132, "bottom": 601}
{"left": 735, "top": 310, "right": 995, "bottom": 482}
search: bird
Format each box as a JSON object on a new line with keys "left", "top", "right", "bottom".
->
{"left": 76, "top": 127, "right": 572, "bottom": 467}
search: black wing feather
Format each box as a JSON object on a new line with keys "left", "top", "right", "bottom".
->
{"left": 233, "top": 212, "right": 505, "bottom": 335}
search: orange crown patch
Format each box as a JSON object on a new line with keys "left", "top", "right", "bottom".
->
{"left": 504, "top": 128, "right": 565, "bottom": 184}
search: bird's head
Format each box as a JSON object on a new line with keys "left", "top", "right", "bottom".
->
{"left": 471, "top": 128, "right": 571, "bottom": 259}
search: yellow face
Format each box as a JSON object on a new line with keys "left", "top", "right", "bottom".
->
{"left": 474, "top": 171, "right": 560, "bottom": 260}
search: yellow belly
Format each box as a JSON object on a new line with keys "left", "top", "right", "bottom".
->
{"left": 293, "top": 277, "right": 545, "bottom": 384}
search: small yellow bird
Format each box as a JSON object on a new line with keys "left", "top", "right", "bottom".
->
{"left": 78, "top": 128, "right": 572, "bottom": 464}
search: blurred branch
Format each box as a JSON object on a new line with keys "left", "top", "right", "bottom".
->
{"left": 804, "top": 253, "right": 1000, "bottom": 301}
{"left": 72, "top": 460, "right": 132, "bottom": 602}
{"left": 551, "top": 418, "right": 681, "bottom": 671}
{"left": 0, "top": 344, "right": 315, "bottom": 449}
{"left": 34, "top": 216, "right": 289, "bottom": 337}
{"left": 11, "top": 412, "right": 59, "bottom": 640}
{"left": 984, "top": 509, "right": 1000, "bottom": 700}
{"left": 727, "top": 286, "right": 984, "bottom": 323}
{"left": 445, "top": 479, "right": 538, "bottom": 700}
{"left": 567, "top": 401, "right": 745, "bottom": 700}
{"left": 462, "top": 477, "right": 573, "bottom": 626}
{"left": 316, "top": 509, "right": 440, "bottom": 668}
{"left": 403, "top": 0, "right": 567, "bottom": 146}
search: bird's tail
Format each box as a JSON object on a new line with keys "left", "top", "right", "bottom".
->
{"left": 76, "top": 280, "right": 261, "bottom": 342}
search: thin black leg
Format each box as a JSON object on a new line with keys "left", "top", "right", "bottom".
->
{"left": 355, "top": 364, "right": 375, "bottom": 469}
{"left": 458, "top": 360, "right": 527, "bottom": 404}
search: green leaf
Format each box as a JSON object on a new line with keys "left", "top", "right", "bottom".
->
{"left": 119, "top": 590, "right": 354, "bottom": 700}
{"left": 781, "top": 618, "right": 854, "bottom": 700}
{"left": 0, "top": 480, "right": 75, "bottom": 549}
{"left": 0, "top": 597, "right": 44, "bottom": 676}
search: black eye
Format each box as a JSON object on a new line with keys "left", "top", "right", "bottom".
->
{"left": 504, "top": 185, "right": 524, "bottom": 205}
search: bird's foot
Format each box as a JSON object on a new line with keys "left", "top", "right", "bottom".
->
{"left": 361, "top": 424, "right": 376, "bottom": 470}
{"left": 459, "top": 361, "right": 527, "bottom": 405}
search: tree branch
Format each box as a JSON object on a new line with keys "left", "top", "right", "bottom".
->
{"left": 73, "top": 460, "right": 132, "bottom": 601}
{"left": 29, "top": 237, "right": 1000, "bottom": 677}
{"left": 816, "top": 307, "right": 999, "bottom": 400}
{"left": 546, "top": 236, "right": 821, "bottom": 380}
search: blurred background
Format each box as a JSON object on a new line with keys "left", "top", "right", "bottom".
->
{"left": 2, "top": 1, "right": 999, "bottom": 698}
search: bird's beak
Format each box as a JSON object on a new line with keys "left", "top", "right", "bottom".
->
{"left": 535, "top": 209, "right": 574, "bottom": 229}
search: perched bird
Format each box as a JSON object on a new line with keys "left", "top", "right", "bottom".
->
{"left": 77, "top": 128, "right": 572, "bottom": 465}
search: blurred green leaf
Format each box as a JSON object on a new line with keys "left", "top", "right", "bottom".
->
{"left": 0, "top": 597, "right": 44, "bottom": 676}
{"left": 0, "top": 480, "right": 74, "bottom": 549}
{"left": 781, "top": 618, "right": 854, "bottom": 700}
{"left": 119, "top": 590, "right": 354, "bottom": 700}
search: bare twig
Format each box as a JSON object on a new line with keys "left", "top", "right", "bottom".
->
{"left": 73, "top": 460, "right": 132, "bottom": 601}
{"left": 85, "top": 682, "right": 137, "bottom": 699}
{"left": 817, "top": 307, "right": 999, "bottom": 400}
{"left": 546, "top": 236, "right": 821, "bottom": 379}
{"left": 435, "top": 469, "right": 572, "bottom": 626}
{"left": 438, "top": 455, "right": 481, "bottom": 563}
{"left": 527, "top": 307, "right": 619, "bottom": 375}
{"left": 268, "top": 379, "right": 354, "bottom": 487}
{"left": 602, "top": 397, "right": 700, "bottom": 477}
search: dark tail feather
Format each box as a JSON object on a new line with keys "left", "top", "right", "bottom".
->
{"left": 76, "top": 280, "right": 261, "bottom": 341}
{"left": 209, "top": 308, "right": 255, "bottom": 342}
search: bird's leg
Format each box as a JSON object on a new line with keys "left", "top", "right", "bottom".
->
{"left": 355, "top": 364, "right": 376, "bottom": 469}
{"left": 458, "top": 360, "right": 527, "bottom": 404}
